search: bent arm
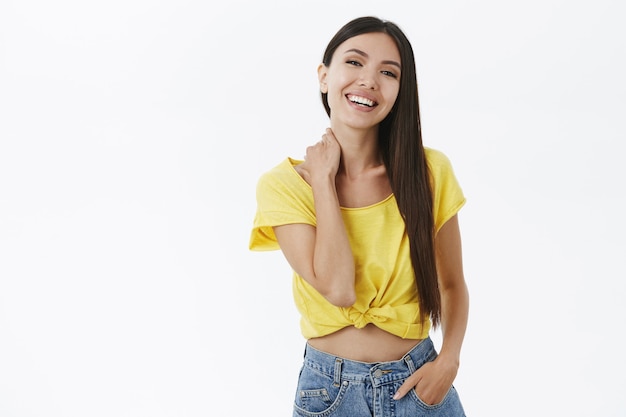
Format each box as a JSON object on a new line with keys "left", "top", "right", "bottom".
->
{"left": 273, "top": 173, "right": 355, "bottom": 308}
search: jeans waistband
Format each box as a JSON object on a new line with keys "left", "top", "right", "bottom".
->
{"left": 303, "top": 337, "right": 436, "bottom": 388}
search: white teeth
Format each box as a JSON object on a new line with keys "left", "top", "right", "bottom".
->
{"left": 348, "top": 95, "right": 375, "bottom": 107}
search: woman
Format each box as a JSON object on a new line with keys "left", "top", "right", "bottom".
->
{"left": 250, "top": 16, "right": 468, "bottom": 416}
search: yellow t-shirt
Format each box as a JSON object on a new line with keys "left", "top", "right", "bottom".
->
{"left": 249, "top": 148, "right": 465, "bottom": 340}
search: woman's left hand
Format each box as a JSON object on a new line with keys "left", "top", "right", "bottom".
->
{"left": 393, "top": 356, "right": 458, "bottom": 405}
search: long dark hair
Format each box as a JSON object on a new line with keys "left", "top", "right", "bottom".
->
{"left": 321, "top": 16, "right": 441, "bottom": 328}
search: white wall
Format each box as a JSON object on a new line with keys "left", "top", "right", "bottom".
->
{"left": 1, "top": 1, "right": 625, "bottom": 416}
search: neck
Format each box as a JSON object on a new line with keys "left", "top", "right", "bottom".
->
{"left": 330, "top": 123, "right": 382, "bottom": 177}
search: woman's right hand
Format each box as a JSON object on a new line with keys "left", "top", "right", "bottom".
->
{"left": 279, "top": 127, "right": 355, "bottom": 307}
{"left": 298, "top": 128, "right": 341, "bottom": 184}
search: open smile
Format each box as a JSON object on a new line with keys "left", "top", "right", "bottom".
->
{"left": 346, "top": 94, "right": 378, "bottom": 108}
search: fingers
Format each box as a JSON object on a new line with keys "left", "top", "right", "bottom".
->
{"left": 323, "top": 128, "right": 337, "bottom": 143}
{"left": 393, "top": 374, "right": 420, "bottom": 400}
{"left": 303, "top": 128, "right": 340, "bottom": 163}
{"left": 308, "top": 129, "right": 337, "bottom": 152}
{"left": 312, "top": 128, "right": 334, "bottom": 144}
{"left": 394, "top": 362, "right": 453, "bottom": 405}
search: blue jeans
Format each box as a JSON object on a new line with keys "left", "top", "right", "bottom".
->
{"left": 293, "top": 337, "right": 466, "bottom": 417}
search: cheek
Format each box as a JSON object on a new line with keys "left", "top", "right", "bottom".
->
{"left": 326, "top": 82, "right": 347, "bottom": 108}
{"left": 385, "top": 86, "right": 400, "bottom": 108}
{"left": 326, "top": 70, "right": 351, "bottom": 93}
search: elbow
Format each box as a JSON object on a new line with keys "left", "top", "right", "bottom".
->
{"left": 324, "top": 289, "right": 356, "bottom": 308}
{"left": 311, "top": 266, "right": 356, "bottom": 307}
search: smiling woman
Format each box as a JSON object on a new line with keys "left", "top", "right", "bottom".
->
{"left": 250, "top": 16, "right": 468, "bottom": 417}
{"left": 319, "top": 32, "right": 401, "bottom": 130}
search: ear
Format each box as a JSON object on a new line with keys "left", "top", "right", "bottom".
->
{"left": 317, "top": 63, "right": 328, "bottom": 93}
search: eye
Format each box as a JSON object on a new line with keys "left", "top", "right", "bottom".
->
{"left": 381, "top": 70, "right": 398, "bottom": 79}
{"left": 346, "top": 60, "right": 362, "bottom": 67}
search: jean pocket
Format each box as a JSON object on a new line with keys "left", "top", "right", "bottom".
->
{"left": 293, "top": 367, "right": 350, "bottom": 416}
{"left": 409, "top": 385, "right": 462, "bottom": 412}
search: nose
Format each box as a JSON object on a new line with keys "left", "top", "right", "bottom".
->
{"left": 358, "top": 69, "right": 378, "bottom": 89}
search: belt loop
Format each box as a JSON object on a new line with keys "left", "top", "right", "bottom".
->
{"left": 404, "top": 354, "right": 416, "bottom": 374}
{"left": 333, "top": 358, "right": 343, "bottom": 387}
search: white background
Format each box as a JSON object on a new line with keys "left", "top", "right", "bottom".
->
{"left": 1, "top": 0, "right": 625, "bottom": 416}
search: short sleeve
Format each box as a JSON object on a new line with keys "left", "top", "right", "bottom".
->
{"left": 249, "top": 159, "right": 316, "bottom": 251}
{"left": 426, "top": 148, "right": 466, "bottom": 233}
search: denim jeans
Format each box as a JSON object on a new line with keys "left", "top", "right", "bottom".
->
{"left": 293, "top": 337, "right": 466, "bottom": 417}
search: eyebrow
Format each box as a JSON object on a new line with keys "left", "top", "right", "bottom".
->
{"left": 344, "top": 48, "right": 401, "bottom": 69}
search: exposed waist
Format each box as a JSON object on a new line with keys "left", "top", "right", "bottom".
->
{"left": 307, "top": 323, "right": 424, "bottom": 362}
{"left": 303, "top": 336, "right": 435, "bottom": 385}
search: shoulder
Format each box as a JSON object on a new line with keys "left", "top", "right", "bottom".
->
{"left": 424, "top": 147, "right": 466, "bottom": 230}
{"left": 256, "top": 157, "right": 310, "bottom": 201}
{"left": 423, "top": 146, "right": 463, "bottom": 192}
{"left": 257, "top": 157, "right": 301, "bottom": 187}
{"left": 424, "top": 147, "right": 454, "bottom": 174}
{"left": 259, "top": 157, "right": 302, "bottom": 180}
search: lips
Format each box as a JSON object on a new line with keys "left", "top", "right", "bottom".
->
{"left": 346, "top": 94, "right": 377, "bottom": 108}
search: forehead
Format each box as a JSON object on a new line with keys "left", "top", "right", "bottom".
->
{"left": 335, "top": 32, "right": 401, "bottom": 64}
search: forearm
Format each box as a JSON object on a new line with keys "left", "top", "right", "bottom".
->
{"left": 434, "top": 215, "right": 469, "bottom": 366}
{"left": 438, "top": 279, "right": 469, "bottom": 365}
{"left": 311, "top": 176, "right": 356, "bottom": 307}
{"left": 392, "top": 273, "right": 468, "bottom": 403}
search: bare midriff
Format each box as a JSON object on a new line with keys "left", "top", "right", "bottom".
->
{"left": 307, "top": 323, "right": 423, "bottom": 362}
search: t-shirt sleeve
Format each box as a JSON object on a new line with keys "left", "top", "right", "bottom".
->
{"left": 427, "top": 149, "right": 466, "bottom": 233}
{"left": 249, "top": 161, "right": 316, "bottom": 251}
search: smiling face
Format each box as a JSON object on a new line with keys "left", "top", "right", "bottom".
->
{"left": 318, "top": 32, "right": 402, "bottom": 132}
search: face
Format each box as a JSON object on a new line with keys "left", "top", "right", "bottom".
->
{"left": 319, "top": 32, "right": 401, "bottom": 131}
